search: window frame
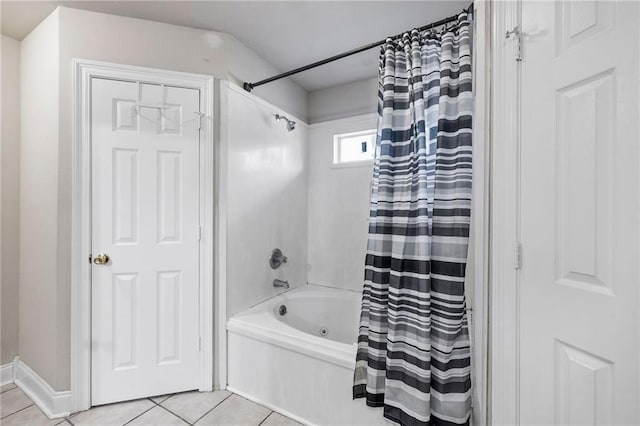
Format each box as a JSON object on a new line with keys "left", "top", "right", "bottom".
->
{"left": 332, "top": 129, "right": 376, "bottom": 168}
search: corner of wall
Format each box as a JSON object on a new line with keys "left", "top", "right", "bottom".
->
{"left": 19, "top": 5, "right": 64, "bottom": 391}
{"left": 1, "top": 34, "right": 22, "bottom": 366}
{"left": 223, "top": 34, "right": 309, "bottom": 123}
{"left": 307, "top": 77, "right": 378, "bottom": 124}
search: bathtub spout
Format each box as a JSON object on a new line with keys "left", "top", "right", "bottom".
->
{"left": 273, "top": 279, "right": 289, "bottom": 289}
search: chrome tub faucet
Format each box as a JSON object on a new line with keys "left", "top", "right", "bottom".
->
{"left": 273, "top": 279, "right": 289, "bottom": 289}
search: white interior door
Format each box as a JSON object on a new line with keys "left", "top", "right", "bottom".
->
{"left": 91, "top": 78, "right": 201, "bottom": 405}
{"left": 519, "top": 1, "right": 639, "bottom": 424}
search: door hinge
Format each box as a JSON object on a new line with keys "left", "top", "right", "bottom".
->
{"left": 197, "top": 336, "right": 202, "bottom": 351}
{"left": 193, "top": 112, "right": 204, "bottom": 130}
{"left": 514, "top": 243, "right": 522, "bottom": 270}
{"left": 198, "top": 226, "right": 202, "bottom": 241}
{"left": 505, "top": 26, "right": 522, "bottom": 62}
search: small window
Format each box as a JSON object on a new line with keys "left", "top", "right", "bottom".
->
{"left": 333, "top": 130, "right": 376, "bottom": 165}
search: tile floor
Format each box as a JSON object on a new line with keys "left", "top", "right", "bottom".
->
{"left": 0, "top": 383, "right": 301, "bottom": 426}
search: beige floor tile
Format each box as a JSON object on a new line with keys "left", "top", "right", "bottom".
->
{"left": 128, "top": 406, "right": 188, "bottom": 425}
{"left": 161, "top": 390, "right": 230, "bottom": 424}
{"left": 260, "top": 412, "right": 301, "bottom": 426}
{"left": 0, "top": 383, "right": 16, "bottom": 393}
{"left": 195, "top": 395, "right": 270, "bottom": 426}
{"left": 69, "top": 398, "right": 154, "bottom": 426}
{"left": 0, "top": 387, "right": 33, "bottom": 418}
{"left": 0, "top": 404, "right": 61, "bottom": 426}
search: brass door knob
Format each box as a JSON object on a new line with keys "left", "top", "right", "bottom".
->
{"left": 93, "top": 254, "right": 110, "bottom": 265}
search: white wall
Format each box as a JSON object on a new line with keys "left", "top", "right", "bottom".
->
{"left": 307, "top": 113, "right": 477, "bottom": 301}
{"left": 222, "top": 84, "right": 308, "bottom": 317}
{"left": 20, "top": 5, "right": 229, "bottom": 392}
{"left": 308, "top": 78, "right": 377, "bottom": 124}
{"left": 19, "top": 10, "right": 61, "bottom": 388}
{"left": 1, "top": 35, "right": 21, "bottom": 365}
{"left": 307, "top": 114, "right": 376, "bottom": 292}
{"left": 55, "top": 14, "right": 231, "bottom": 389}
{"left": 16, "top": 6, "right": 308, "bottom": 392}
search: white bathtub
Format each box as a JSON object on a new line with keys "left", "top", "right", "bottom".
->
{"left": 226, "top": 284, "right": 385, "bottom": 425}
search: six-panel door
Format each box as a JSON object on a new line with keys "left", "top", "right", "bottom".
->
{"left": 520, "top": 1, "right": 639, "bottom": 424}
{"left": 91, "top": 78, "right": 201, "bottom": 405}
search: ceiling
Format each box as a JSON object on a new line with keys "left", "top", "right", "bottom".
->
{"left": 1, "top": 1, "right": 468, "bottom": 91}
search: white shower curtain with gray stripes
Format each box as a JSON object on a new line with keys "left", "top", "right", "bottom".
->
{"left": 353, "top": 12, "right": 472, "bottom": 426}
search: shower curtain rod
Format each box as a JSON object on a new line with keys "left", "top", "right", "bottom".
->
{"left": 243, "top": 3, "right": 473, "bottom": 92}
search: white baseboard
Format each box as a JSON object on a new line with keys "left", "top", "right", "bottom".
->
{"left": 0, "top": 361, "right": 15, "bottom": 386}
{"left": 14, "top": 359, "right": 71, "bottom": 419}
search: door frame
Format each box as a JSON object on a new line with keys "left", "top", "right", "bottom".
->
{"left": 488, "top": 0, "right": 522, "bottom": 424}
{"left": 469, "top": 1, "right": 491, "bottom": 425}
{"left": 70, "top": 59, "right": 215, "bottom": 412}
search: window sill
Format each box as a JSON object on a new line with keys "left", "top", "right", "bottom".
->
{"left": 330, "top": 160, "right": 374, "bottom": 169}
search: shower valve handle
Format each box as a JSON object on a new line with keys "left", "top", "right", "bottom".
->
{"left": 269, "top": 248, "right": 288, "bottom": 269}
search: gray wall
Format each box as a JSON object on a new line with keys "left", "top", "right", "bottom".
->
{"left": 1, "top": 35, "right": 21, "bottom": 365}
{"left": 307, "top": 77, "right": 377, "bottom": 124}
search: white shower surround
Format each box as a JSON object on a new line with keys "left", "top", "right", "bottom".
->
{"left": 219, "top": 21, "right": 488, "bottom": 417}
{"left": 221, "top": 81, "right": 486, "bottom": 424}
{"left": 217, "top": 82, "right": 309, "bottom": 389}
{"left": 227, "top": 285, "right": 386, "bottom": 426}
{"left": 220, "top": 83, "right": 309, "bottom": 319}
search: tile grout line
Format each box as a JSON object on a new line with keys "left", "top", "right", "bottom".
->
{"left": 0, "top": 402, "right": 35, "bottom": 420}
{"left": 156, "top": 403, "right": 193, "bottom": 425}
{"left": 66, "top": 405, "right": 78, "bottom": 425}
{"left": 121, "top": 401, "right": 159, "bottom": 426}
{"left": 189, "top": 392, "right": 234, "bottom": 425}
{"left": 257, "top": 411, "right": 274, "bottom": 426}
{"left": 67, "top": 395, "right": 171, "bottom": 426}
{"left": 0, "top": 385, "right": 17, "bottom": 394}
{"left": 146, "top": 394, "right": 196, "bottom": 424}
{"left": 148, "top": 397, "right": 158, "bottom": 405}
{"left": 54, "top": 417, "right": 71, "bottom": 426}
{"left": 4, "top": 390, "right": 294, "bottom": 426}
{"left": 148, "top": 395, "right": 168, "bottom": 406}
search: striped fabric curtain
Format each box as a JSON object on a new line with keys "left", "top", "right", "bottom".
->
{"left": 353, "top": 12, "right": 473, "bottom": 426}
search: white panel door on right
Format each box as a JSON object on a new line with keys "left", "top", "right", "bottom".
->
{"left": 91, "top": 78, "right": 201, "bottom": 405}
{"left": 519, "top": 1, "right": 639, "bottom": 424}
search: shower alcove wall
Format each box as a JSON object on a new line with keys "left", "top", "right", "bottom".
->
{"left": 219, "top": 0, "right": 490, "bottom": 412}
